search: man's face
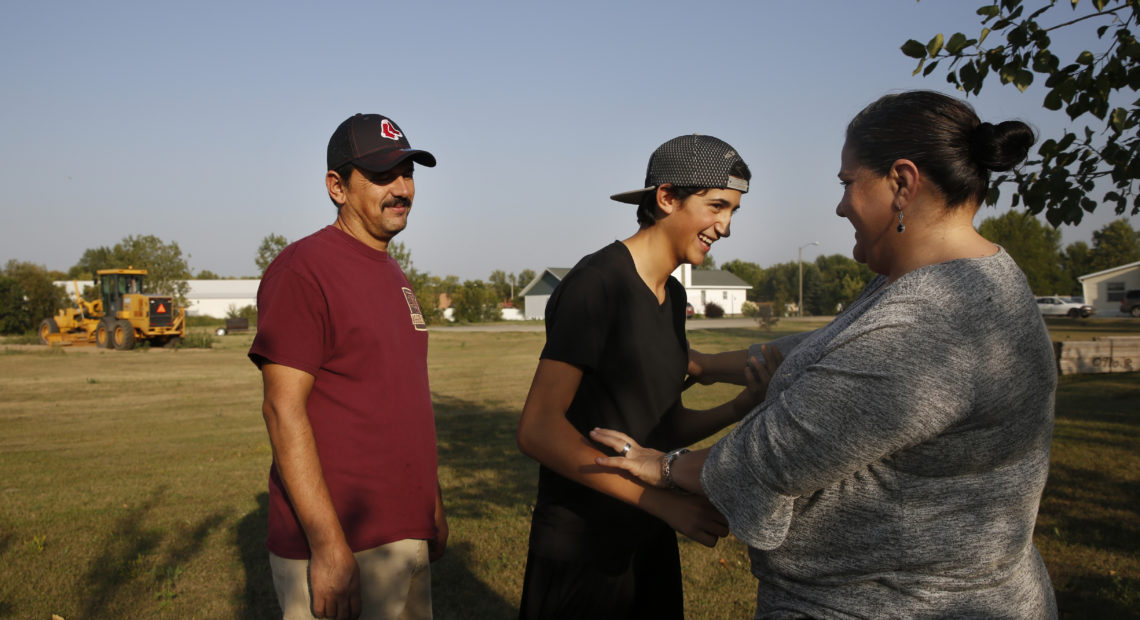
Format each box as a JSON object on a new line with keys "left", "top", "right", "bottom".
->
{"left": 336, "top": 161, "right": 416, "bottom": 244}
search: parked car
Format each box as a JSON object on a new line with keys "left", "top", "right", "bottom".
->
{"left": 1036, "top": 296, "right": 1095, "bottom": 318}
{"left": 1121, "top": 289, "right": 1140, "bottom": 317}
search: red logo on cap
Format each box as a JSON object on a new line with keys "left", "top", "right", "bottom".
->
{"left": 380, "top": 119, "right": 403, "bottom": 141}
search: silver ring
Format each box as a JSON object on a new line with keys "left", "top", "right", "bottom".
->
{"left": 621, "top": 443, "right": 632, "bottom": 457}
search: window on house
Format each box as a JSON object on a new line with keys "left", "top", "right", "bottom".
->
{"left": 1107, "top": 281, "right": 1125, "bottom": 301}
{"left": 722, "top": 291, "right": 728, "bottom": 300}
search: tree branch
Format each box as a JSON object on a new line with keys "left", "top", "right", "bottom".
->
{"left": 1043, "top": 3, "right": 1129, "bottom": 33}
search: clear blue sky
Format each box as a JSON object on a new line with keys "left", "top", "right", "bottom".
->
{"left": 2, "top": 0, "right": 1135, "bottom": 279}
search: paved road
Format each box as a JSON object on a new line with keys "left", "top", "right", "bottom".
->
{"left": 431, "top": 317, "right": 833, "bottom": 333}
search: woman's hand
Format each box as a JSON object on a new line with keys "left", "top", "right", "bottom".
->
{"left": 590, "top": 428, "right": 666, "bottom": 488}
{"left": 733, "top": 344, "right": 784, "bottom": 416}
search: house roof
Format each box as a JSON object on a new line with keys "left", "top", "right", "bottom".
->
{"left": 690, "top": 270, "right": 750, "bottom": 288}
{"left": 1077, "top": 260, "right": 1140, "bottom": 281}
{"left": 519, "top": 266, "right": 750, "bottom": 296}
{"left": 518, "top": 268, "right": 571, "bottom": 297}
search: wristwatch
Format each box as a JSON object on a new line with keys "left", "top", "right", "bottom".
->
{"left": 661, "top": 447, "right": 691, "bottom": 492}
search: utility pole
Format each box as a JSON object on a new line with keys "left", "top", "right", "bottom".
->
{"left": 798, "top": 241, "right": 819, "bottom": 318}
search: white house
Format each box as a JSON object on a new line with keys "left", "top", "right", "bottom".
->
{"left": 1079, "top": 260, "right": 1140, "bottom": 316}
{"left": 519, "top": 264, "right": 752, "bottom": 320}
{"left": 54, "top": 279, "right": 260, "bottom": 318}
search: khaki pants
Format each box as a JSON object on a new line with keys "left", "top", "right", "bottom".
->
{"left": 270, "top": 539, "right": 431, "bottom": 620}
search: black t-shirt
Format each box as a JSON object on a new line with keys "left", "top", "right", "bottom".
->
{"left": 531, "top": 241, "right": 689, "bottom": 554}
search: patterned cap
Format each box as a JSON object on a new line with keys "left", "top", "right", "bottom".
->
{"left": 610, "top": 134, "right": 749, "bottom": 204}
{"left": 327, "top": 113, "right": 437, "bottom": 173}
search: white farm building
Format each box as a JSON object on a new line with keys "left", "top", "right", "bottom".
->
{"left": 55, "top": 279, "right": 260, "bottom": 318}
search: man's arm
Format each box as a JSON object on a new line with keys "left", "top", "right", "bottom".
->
{"left": 516, "top": 359, "right": 729, "bottom": 547}
{"left": 261, "top": 363, "right": 361, "bottom": 620}
{"left": 668, "top": 344, "right": 784, "bottom": 445}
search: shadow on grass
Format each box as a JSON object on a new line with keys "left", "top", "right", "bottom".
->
{"left": 1056, "top": 571, "right": 1140, "bottom": 619}
{"left": 432, "top": 541, "right": 517, "bottom": 619}
{"left": 433, "top": 393, "right": 537, "bottom": 520}
{"left": 236, "top": 493, "right": 279, "bottom": 619}
{"left": 1042, "top": 461, "right": 1140, "bottom": 553}
{"left": 82, "top": 485, "right": 231, "bottom": 618}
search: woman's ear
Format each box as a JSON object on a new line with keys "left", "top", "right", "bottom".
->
{"left": 656, "top": 184, "right": 679, "bottom": 216}
{"left": 889, "top": 159, "right": 920, "bottom": 208}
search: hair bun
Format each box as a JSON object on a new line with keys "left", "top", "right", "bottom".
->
{"left": 970, "top": 120, "right": 1035, "bottom": 172}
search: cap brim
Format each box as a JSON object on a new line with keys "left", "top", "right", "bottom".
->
{"left": 353, "top": 148, "right": 437, "bottom": 172}
{"left": 610, "top": 186, "right": 655, "bottom": 204}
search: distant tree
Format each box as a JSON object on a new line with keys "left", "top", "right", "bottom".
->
{"left": 516, "top": 269, "right": 537, "bottom": 293}
{"left": 488, "top": 270, "right": 512, "bottom": 302}
{"left": 452, "top": 279, "right": 501, "bottom": 323}
{"left": 69, "top": 235, "right": 192, "bottom": 305}
{"left": 413, "top": 274, "right": 459, "bottom": 325}
{"left": 903, "top": 0, "right": 1140, "bottom": 226}
{"left": 978, "top": 210, "right": 1069, "bottom": 293}
{"left": 488, "top": 269, "right": 538, "bottom": 302}
{"left": 0, "top": 261, "right": 69, "bottom": 334}
{"left": 814, "top": 254, "right": 875, "bottom": 314}
{"left": 196, "top": 269, "right": 221, "bottom": 279}
{"left": 696, "top": 254, "right": 717, "bottom": 270}
{"left": 722, "top": 259, "right": 766, "bottom": 302}
{"left": 1089, "top": 218, "right": 1140, "bottom": 269}
{"left": 256, "top": 233, "right": 290, "bottom": 275}
{"left": 386, "top": 240, "right": 413, "bottom": 274}
{"left": 0, "top": 276, "right": 29, "bottom": 334}
{"left": 226, "top": 304, "right": 258, "bottom": 321}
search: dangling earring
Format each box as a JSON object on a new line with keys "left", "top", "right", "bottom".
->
{"left": 896, "top": 210, "right": 905, "bottom": 234}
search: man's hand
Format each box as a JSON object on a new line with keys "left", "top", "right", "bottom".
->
{"left": 733, "top": 343, "right": 784, "bottom": 415}
{"left": 308, "top": 542, "right": 361, "bottom": 620}
{"left": 685, "top": 348, "right": 716, "bottom": 388}
{"left": 429, "top": 486, "right": 448, "bottom": 562}
{"left": 649, "top": 492, "right": 729, "bottom": 548}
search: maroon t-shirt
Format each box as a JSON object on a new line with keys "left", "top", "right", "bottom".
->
{"left": 249, "top": 225, "right": 438, "bottom": 559}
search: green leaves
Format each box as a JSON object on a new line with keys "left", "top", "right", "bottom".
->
{"left": 927, "top": 33, "right": 945, "bottom": 56}
{"left": 901, "top": 39, "right": 928, "bottom": 59}
{"left": 946, "top": 32, "right": 971, "bottom": 54}
{"left": 902, "top": 0, "right": 1140, "bottom": 225}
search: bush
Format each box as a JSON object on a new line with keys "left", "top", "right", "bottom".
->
{"left": 226, "top": 304, "right": 258, "bottom": 322}
{"left": 178, "top": 332, "right": 214, "bottom": 349}
{"left": 452, "top": 280, "right": 500, "bottom": 323}
{"left": 704, "top": 302, "right": 725, "bottom": 319}
{"left": 754, "top": 302, "right": 780, "bottom": 331}
{"left": 740, "top": 301, "right": 759, "bottom": 317}
{"left": 187, "top": 315, "right": 224, "bottom": 327}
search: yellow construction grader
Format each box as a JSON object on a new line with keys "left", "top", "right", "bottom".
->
{"left": 38, "top": 268, "right": 186, "bottom": 349}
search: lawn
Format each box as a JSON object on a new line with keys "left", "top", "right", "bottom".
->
{"left": 0, "top": 319, "right": 1136, "bottom": 619}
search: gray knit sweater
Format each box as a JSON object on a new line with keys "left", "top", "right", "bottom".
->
{"left": 702, "top": 250, "right": 1058, "bottom": 619}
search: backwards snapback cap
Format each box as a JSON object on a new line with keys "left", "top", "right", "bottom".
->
{"left": 327, "top": 113, "right": 437, "bottom": 173}
{"left": 610, "top": 134, "right": 749, "bottom": 204}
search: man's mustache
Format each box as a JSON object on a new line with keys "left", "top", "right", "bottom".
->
{"left": 383, "top": 197, "right": 412, "bottom": 208}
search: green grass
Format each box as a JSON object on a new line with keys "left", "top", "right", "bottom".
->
{"left": 0, "top": 322, "right": 1137, "bottom": 618}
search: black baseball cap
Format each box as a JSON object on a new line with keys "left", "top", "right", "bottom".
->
{"left": 327, "top": 113, "right": 437, "bottom": 173}
{"left": 611, "top": 134, "right": 749, "bottom": 204}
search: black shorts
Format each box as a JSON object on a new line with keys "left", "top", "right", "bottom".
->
{"left": 518, "top": 503, "right": 683, "bottom": 620}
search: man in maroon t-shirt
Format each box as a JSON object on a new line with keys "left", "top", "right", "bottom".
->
{"left": 250, "top": 113, "right": 447, "bottom": 620}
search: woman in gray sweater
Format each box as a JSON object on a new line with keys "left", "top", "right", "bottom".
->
{"left": 591, "top": 90, "right": 1058, "bottom": 618}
